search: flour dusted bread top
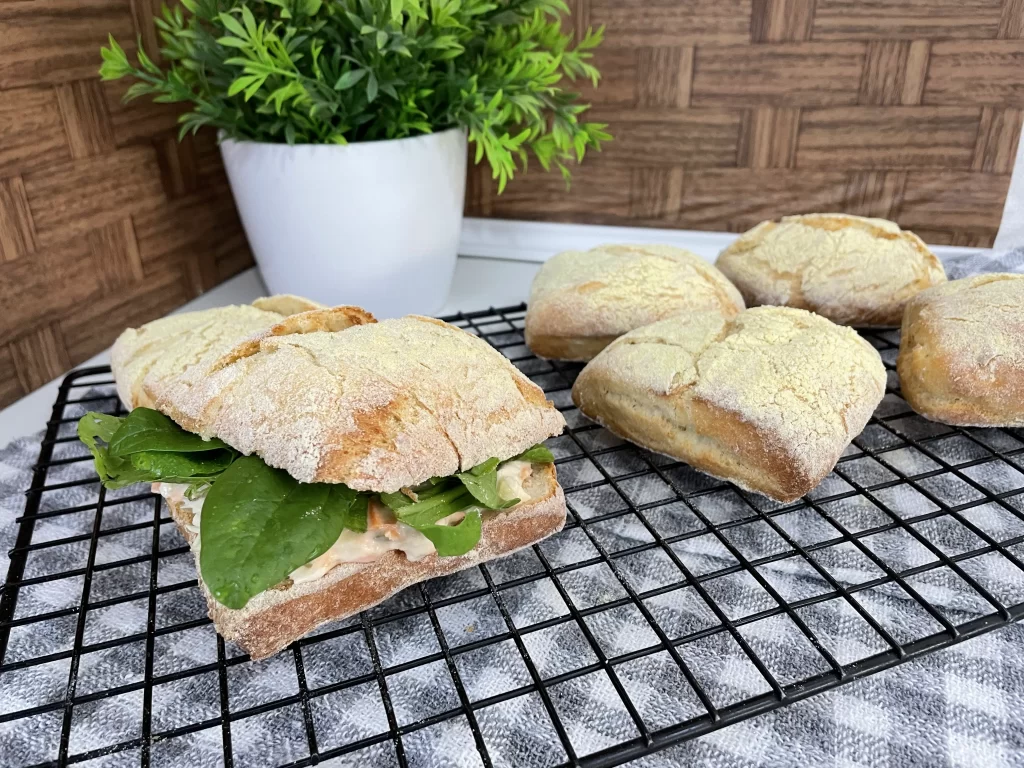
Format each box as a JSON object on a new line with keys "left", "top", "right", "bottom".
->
{"left": 112, "top": 303, "right": 565, "bottom": 492}
{"left": 112, "top": 304, "right": 290, "bottom": 410}
{"left": 898, "top": 274, "right": 1024, "bottom": 427}
{"left": 715, "top": 214, "right": 946, "bottom": 327}
{"left": 572, "top": 306, "right": 886, "bottom": 500}
{"left": 525, "top": 244, "right": 744, "bottom": 360}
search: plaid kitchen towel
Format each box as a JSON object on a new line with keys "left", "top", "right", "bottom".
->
{"left": 1, "top": 246, "right": 1023, "bottom": 768}
{"left": 942, "top": 246, "right": 1024, "bottom": 280}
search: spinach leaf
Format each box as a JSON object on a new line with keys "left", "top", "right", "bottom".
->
{"left": 514, "top": 444, "right": 555, "bottom": 463}
{"left": 397, "top": 485, "right": 482, "bottom": 556}
{"left": 78, "top": 410, "right": 234, "bottom": 489}
{"left": 78, "top": 412, "right": 167, "bottom": 488}
{"left": 108, "top": 407, "right": 229, "bottom": 457}
{"left": 457, "top": 458, "right": 518, "bottom": 510}
{"left": 129, "top": 450, "right": 234, "bottom": 480}
{"left": 379, "top": 477, "right": 459, "bottom": 512}
{"left": 468, "top": 457, "right": 500, "bottom": 476}
{"left": 78, "top": 412, "right": 126, "bottom": 485}
{"left": 379, "top": 490, "right": 413, "bottom": 510}
{"left": 332, "top": 485, "right": 368, "bottom": 533}
{"left": 413, "top": 509, "right": 482, "bottom": 557}
{"left": 199, "top": 456, "right": 369, "bottom": 609}
{"left": 394, "top": 485, "right": 473, "bottom": 524}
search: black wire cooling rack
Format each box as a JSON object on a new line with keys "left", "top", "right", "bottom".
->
{"left": 3, "top": 303, "right": 1024, "bottom": 768}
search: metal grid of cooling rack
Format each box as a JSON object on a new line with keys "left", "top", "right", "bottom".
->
{"left": 3, "top": 302, "right": 1024, "bottom": 768}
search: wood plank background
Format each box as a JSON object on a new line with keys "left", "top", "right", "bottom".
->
{"left": 467, "top": 0, "right": 1024, "bottom": 249}
{"left": 1, "top": 0, "right": 1023, "bottom": 410}
{"left": 0, "top": 0, "right": 253, "bottom": 409}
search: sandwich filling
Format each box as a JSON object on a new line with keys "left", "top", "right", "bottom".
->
{"left": 152, "top": 458, "right": 537, "bottom": 583}
{"left": 78, "top": 408, "right": 554, "bottom": 611}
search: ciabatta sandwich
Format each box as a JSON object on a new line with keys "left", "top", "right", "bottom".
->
{"left": 78, "top": 296, "right": 566, "bottom": 659}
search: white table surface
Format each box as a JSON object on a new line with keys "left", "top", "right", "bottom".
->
{"left": 0, "top": 254, "right": 542, "bottom": 444}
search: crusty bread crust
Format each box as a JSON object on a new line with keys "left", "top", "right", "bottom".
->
{"left": 526, "top": 334, "right": 621, "bottom": 362}
{"left": 898, "top": 274, "right": 1024, "bottom": 427}
{"left": 112, "top": 303, "right": 565, "bottom": 492}
{"left": 166, "top": 463, "right": 566, "bottom": 659}
{"left": 715, "top": 214, "right": 946, "bottom": 327}
{"left": 572, "top": 307, "right": 886, "bottom": 502}
{"left": 525, "top": 244, "right": 744, "bottom": 362}
{"left": 110, "top": 303, "right": 290, "bottom": 410}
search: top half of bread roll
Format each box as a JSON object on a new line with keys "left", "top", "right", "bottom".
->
{"left": 111, "top": 298, "right": 565, "bottom": 493}
{"left": 525, "top": 244, "right": 744, "bottom": 360}
{"left": 715, "top": 214, "right": 946, "bottom": 327}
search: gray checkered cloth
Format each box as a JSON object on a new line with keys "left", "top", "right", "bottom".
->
{"left": 1, "top": 246, "right": 1023, "bottom": 768}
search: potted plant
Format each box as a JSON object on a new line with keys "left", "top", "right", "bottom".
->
{"left": 100, "top": 0, "right": 609, "bottom": 316}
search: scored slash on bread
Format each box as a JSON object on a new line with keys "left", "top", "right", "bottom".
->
{"left": 167, "top": 463, "right": 566, "bottom": 660}
{"left": 572, "top": 306, "right": 886, "bottom": 502}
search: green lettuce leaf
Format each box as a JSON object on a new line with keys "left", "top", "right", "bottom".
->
{"left": 108, "top": 407, "right": 229, "bottom": 456}
{"left": 456, "top": 458, "right": 518, "bottom": 509}
{"left": 78, "top": 410, "right": 234, "bottom": 489}
{"left": 412, "top": 509, "right": 482, "bottom": 557}
{"left": 514, "top": 444, "right": 555, "bottom": 463}
{"left": 395, "top": 485, "right": 474, "bottom": 524}
{"left": 396, "top": 485, "right": 482, "bottom": 557}
{"left": 129, "top": 450, "right": 234, "bottom": 480}
{"left": 199, "top": 456, "right": 371, "bottom": 610}
{"left": 78, "top": 412, "right": 126, "bottom": 485}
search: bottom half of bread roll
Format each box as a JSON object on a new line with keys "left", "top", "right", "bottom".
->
{"left": 166, "top": 464, "right": 566, "bottom": 660}
{"left": 573, "top": 385, "right": 819, "bottom": 502}
{"left": 897, "top": 349, "right": 1024, "bottom": 428}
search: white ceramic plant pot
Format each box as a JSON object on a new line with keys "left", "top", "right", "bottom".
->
{"left": 220, "top": 128, "right": 467, "bottom": 317}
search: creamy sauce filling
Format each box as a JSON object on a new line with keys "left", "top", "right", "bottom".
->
{"left": 496, "top": 460, "right": 532, "bottom": 503}
{"left": 153, "top": 483, "right": 206, "bottom": 537}
{"left": 154, "top": 459, "right": 535, "bottom": 586}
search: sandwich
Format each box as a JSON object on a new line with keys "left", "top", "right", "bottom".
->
{"left": 78, "top": 296, "right": 567, "bottom": 659}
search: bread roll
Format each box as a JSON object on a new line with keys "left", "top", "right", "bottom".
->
{"left": 112, "top": 306, "right": 566, "bottom": 492}
{"left": 716, "top": 214, "right": 946, "bottom": 327}
{"left": 898, "top": 274, "right": 1024, "bottom": 427}
{"left": 167, "top": 463, "right": 565, "bottom": 659}
{"left": 525, "top": 244, "right": 744, "bottom": 361}
{"left": 572, "top": 307, "right": 886, "bottom": 502}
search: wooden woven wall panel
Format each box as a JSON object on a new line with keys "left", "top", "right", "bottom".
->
{"left": 812, "top": 0, "right": 1005, "bottom": 40}
{"left": 0, "top": 0, "right": 253, "bottom": 408}
{"left": 0, "top": 1, "right": 136, "bottom": 89}
{"left": 691, "top": 44, "right": 866, "bottom": 106}
{"left": 924, "top": 41, "right": 1024, "bottom": 104}
{"left": 591, "top": 111, "right": 743, "bottom": 165}
{"left": 0, "top": 87, "right": 71, "bottom": 176}
{"left": 586, "top": 0, "right": 753, "bottom": 46}
{"left": 467, "top": 0, "right": 1023, "bottom": 268}
{"left": 795, "top": 107, "right": 981, "bottom": 168}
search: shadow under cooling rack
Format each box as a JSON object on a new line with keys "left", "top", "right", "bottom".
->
{"left": 3, "top": 303, "right": 1024, "bottom": 768}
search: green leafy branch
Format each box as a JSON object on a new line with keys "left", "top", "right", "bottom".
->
{"left": 99, "top": 0, "right": 610, "bottom": 188}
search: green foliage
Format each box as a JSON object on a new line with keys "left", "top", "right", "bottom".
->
{"left": 99, "top": 0, "right": 611, "bottom": 189}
